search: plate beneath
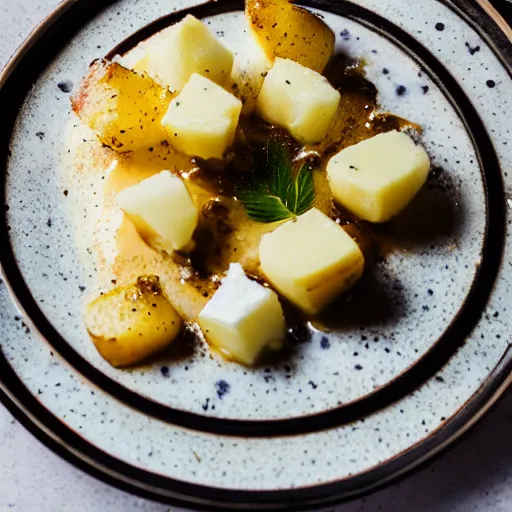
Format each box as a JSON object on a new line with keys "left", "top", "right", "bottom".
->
{"left": 0, "top": 0, "right": 511, "bottom": 509}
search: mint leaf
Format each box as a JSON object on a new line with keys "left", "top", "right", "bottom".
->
{"left": 286, "top": 163, "right": 315, "bottom": 216}
{"left": 239, "top": 143, "right": 315, "bottom": 223}
{"left": 237, "top": 193, "right": 294, "bottom": 222}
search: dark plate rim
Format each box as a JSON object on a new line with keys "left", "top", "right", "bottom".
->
{"left": 2, "top": 340, "right": 512, "bottom": 511}
{"left": 0, "top": 0, "right": 511, "bottom": 509}
{"left": 0, "top": 0, "right": 508, "bottom": 438}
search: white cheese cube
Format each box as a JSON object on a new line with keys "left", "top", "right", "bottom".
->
{"left": 116, "top": 170, "right": 197, "bottom": 253}
{"left": 256, "top": 58, "right": 340, "bottom": 144}
{"left": 161, "top": 74, "right": 242, "bottom": 160}
{"left": 198, "top": 263, "right": 285, "bottom": 365}
{"left": 122, "top": 15, "right": 233, "bottom": 91}
{"left": 230, "top": 27, "right": 273, "bottom": 116}
{"left": 327, "top": 130, "right": 430, "bottom": 223}
{"left": 259, "top": 208, "right": 364, "bottom": 315}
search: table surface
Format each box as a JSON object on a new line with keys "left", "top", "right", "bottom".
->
{"left": 1, "top": 0, "right": 512, "bottom": 510}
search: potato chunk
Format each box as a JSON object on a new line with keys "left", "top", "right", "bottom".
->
{"left": 161, "top": 74, "right": 242, "bottom": 160}
{"left": 120, "top": 14, "right": 233, "bottom": 91}
{"left": 256, "top": 58, "right": 340, "bottom": 144}
{"left": 198, "top": 264, "right": 285, "bottom": 365}
{"left": 116, "top": 170, "right": 198, "bottom": 253}
{"left": 246, "top": 0, "right": 335, "bottom": 73}
{"left": 327, "top": 130, "right": 431, "bottom": 223}
{"left": 85, "top": 276, "right": 182, "bottom": 367}
{"left": 71, "top": 60, "right": 172, "bottom": 152}
{"left": 116, "top": 46, "right": 149, "bottom": 75}
{"left": 259, "top": 208, "right": 364, "bottom": 315}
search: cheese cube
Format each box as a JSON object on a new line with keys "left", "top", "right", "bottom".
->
{"left": 198, "top": 263, "right": 285, "bottom": 365}
{"left": 259, "top": 208, "right": 364, "bottom": 315}
{"left": 161, "top": 74, "right": 242, "bottom": 160}
{"left": 230, "top": 28, "right": 273, "bottom": 116}
{"left": 256, "top": 58, "right": 340, "bottom": 144}
{"left": 122, "top": 15, "right": 233, "bottom": 91}
{"left": 327, "top": 130, "right": 430, "bottom": 223}
{"left": 116, "top": 170, "right": 197, "bottom": 253}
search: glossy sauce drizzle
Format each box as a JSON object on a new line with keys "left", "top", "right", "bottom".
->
{"left": 69, "top": 54, "right": 416, "bottom": 351}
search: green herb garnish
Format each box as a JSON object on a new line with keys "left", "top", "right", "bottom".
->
{"left": 238, "top": 142, "right": 315, "bottom": 223}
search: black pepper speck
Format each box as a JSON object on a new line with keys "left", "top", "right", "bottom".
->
{"left": 435, "top": 22, "right": 445, "bottom": 31}
{"left": 486, "top": 79, "right": 496, "bottom": 88}
{"left": 160, "top": 366, "right": 170, "bottom": 377}
{"left": 320, "top": 336, "right": 330, "bottom": 349}
{"left": 340, "top": 29, "right": 350, "bottom": 41}
{"left": 355, "top": 364, "right": 363, "bottom": 370}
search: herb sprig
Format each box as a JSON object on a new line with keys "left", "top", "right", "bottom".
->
{"left": 238, "top": 143, "right": 315, "bottom": 223}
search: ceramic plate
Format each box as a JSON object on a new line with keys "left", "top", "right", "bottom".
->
{"left": 0, "top": 0, "right": 511, "bottom": 509}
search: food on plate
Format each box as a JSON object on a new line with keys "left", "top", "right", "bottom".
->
{"left": 238, "top": 142, "right": 316, "bottom": 222}
{"left": 71, "top": 0, "right": 432, "bottom": 368}
{"left": 161, "top": 73, "right": 243, "bottom": 159}
{"left": 84, "top": 276, "right": 182, "bottom": 367}
{"left": 246, "top": 0, "right": 335, "bottom": 73}
{"left": 230, "top": 32, "right": 273, "bottom": 116}
{"left": 119, "top": 14, "right": 233, "bottom": 91}
{"left": 256, "top": 58, "right": 341, "bottom": 144}
{"left": 198, "top": 263, "right": 285, "bottom": 365}
{"left": 71, "top": 60, "right": 172, "bottom": 152}
{"left": 116, "top": 45, "right": 148, "bottom": 75}
{"left": 116, "top": 170, "right": 198, "bottom": 253}
{"left": 259, "top": 208, "right": 365, "bottom": 315}
{"left": 327, "top": 130, "right": 431, "bottom": 222}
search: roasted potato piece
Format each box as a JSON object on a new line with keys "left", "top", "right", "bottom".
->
{"left": 84, "top": 276, "right": 182, "bottom": 367}
{"left": 245, "top": 0, "right": 335, "bottom": 73}
{"left": 71, "top": 60, "right": 172, "bottom": 152}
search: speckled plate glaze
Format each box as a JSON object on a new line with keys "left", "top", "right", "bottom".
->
{"left": 0, "top": 0, "right": 511, "bottom": 509}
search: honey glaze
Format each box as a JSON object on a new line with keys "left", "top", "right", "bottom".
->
{"left": 66, "top": 55, "right": 418, "bottom": 362}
